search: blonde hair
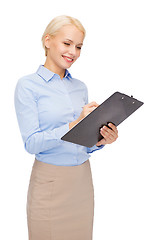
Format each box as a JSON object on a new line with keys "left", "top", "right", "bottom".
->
{"left": 41, "top": 15, "right": 86, "bottom": 56}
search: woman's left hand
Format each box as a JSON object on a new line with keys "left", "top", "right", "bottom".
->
{"left": 96, "top": 123, "right": 118, "bottom": 146}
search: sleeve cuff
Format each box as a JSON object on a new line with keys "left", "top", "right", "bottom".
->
{"left": 87, "top": 144, "right": 105, "bottom": 153}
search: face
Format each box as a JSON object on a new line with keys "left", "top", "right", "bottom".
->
{"left": 45, "top": 25, "right": 84, "bottom": 72}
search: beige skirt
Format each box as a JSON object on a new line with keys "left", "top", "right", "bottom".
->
{"left": 27, "top": 159, "right": 94, "bottom": 240}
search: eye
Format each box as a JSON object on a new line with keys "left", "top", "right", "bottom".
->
{"left": 64, "top": 42, "right": 70, "bottom": 46}
{"left": 77, "top": 46, "right": 82, "bottom": 50}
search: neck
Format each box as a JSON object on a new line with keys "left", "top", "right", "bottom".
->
{"left": 44, "top": 58, "right": 65, "bottom": 80}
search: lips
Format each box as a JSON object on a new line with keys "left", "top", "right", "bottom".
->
{"left": 62, "top": 55, "right": 74, "bottom": 63}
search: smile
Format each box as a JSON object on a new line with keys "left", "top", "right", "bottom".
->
{"left": 62, "top": 55, "right": 74, "bottom": 63}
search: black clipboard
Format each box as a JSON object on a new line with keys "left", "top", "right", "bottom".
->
{"left": 61, "top": 92, "right": 144, "bottom": 147}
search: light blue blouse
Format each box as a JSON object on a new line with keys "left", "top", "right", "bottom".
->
{"left": 14, "top": 65, "right": 104, "bottom": 166}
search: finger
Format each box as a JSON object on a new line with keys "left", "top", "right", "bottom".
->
{"left": 102, "top": 132, "right": 116, "bottom": 144}
{"left": 108, "top": 123, "right": 118, "bottom": 134}
{"left": 100, "top": 131, "right": 116, "bottom": 145}
{"left": 96, "top": 138, "right": 106, "bottom": 146}
{"left": 101, "top": 130, "right": 115, "bottom": 141}
{"left": 88, "top": 101, "right": 99, "bottom": 108}
{"left": 102, "top": 126, "right": 117, "bottom": 137}
{"left": 90, "top": 106, "right": 97, "bottom": 111}
{"left": 86, "top": 107, "right": 96, "bottom": 115}
{"left": 100, "top": 127, "right": 118, "bottom": 140}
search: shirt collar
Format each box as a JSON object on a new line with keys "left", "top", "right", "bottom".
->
{"left": 64, "top": 69, "right": 72, "bottom": 79}
{"left": 36, "top": 65, "right": 72, "bottom": 82}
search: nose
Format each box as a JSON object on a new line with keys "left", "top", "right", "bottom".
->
{"left": 69, "top": 45, "right": 76, "bottom": 56}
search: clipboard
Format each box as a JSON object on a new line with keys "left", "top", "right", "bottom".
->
{"left": 61, "top": 92, "right": 144, "bottom": 147}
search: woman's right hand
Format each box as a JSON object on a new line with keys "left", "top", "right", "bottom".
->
{"left": 69, "top": 101, "right": 99, "bottom": 129}
{"left": 78, "top": 101, "right": 99, "bottom": 121}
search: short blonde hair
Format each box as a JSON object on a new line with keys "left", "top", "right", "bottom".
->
{"left": 41, "top": 15, "right": 86, "bottom": 56}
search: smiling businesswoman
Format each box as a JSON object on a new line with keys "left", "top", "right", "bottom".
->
{"left": 14, "top": 15, "right": 118, "bottom": 240}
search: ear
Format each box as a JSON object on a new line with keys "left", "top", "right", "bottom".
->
{"left": 44, "top": 34, "right": 51, "bottom": 49}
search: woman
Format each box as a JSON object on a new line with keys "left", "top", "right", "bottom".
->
{"left": 14, "top": 15, "right": 118, "bottom": 240}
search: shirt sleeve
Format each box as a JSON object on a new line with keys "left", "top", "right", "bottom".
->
{"left": 84, "top": 84, "right": 105, "bottom": 153}
{"left": 87, "top": 144, "right": 105, "bottom": 153}
{"left": 14, "top": 79, "right": 70, "bottom": 154}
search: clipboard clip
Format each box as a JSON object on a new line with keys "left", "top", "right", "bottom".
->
{"left": 121, "top": 95, "right": 135, "bottom": 104}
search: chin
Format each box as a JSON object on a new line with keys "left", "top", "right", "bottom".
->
{"left": 64, "top": 63, "right": 73, "bottom": 69}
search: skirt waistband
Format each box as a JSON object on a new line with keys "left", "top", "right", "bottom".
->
{"left": 32, "top": 158, "right": 90, "bottom": 179}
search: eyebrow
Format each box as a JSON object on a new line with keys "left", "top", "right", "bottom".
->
{"left": 64, "top": 39, "right": 83, "bottom": 46}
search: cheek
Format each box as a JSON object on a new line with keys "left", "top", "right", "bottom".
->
{"left": 51, "top": 43, "right": 64, "bottom": 55}
{"left": 59, "top": 46, "right": 66, "bottom": 55}
{"left": 76, "top": 50, "right": 81, "bottom": 59}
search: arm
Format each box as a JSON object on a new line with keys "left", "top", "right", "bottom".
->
{"left": 14, "top": 80, "right": 69, "bottom": 154}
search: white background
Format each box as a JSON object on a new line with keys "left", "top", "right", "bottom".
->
{"left": 1, "top": 0, "right": 162, "bottom": 239}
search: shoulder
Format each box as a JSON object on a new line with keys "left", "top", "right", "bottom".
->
{"left": 16, "top": 72, "right": 39, "bottom": 89}
{"left": 70, "top": 76, "right": 88, "bottom": 91}
{"left": 15, "top": 72, "right": 42, "bottom": 99}
{"left": 14, "top": 72, "right": 40, "bottom": 100}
